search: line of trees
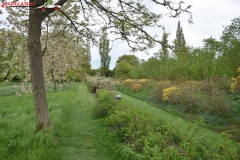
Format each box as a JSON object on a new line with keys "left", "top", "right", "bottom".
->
{"left": 114, "top": 18, "right": 240, "bottom": 82}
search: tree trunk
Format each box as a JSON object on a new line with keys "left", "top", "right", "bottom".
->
{"left": 28, "top": 8, "right": 51, "bottom": 131}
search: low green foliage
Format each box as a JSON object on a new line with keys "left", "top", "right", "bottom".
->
{"left": 92, "top": 89, "right": 117, "bottom": 118}
{"left": 96, "top": 89, "right": 240, "bottom": 159}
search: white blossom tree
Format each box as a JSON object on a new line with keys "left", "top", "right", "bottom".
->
{"left": 42, "top": 31, "right": 85, "bottom": 91}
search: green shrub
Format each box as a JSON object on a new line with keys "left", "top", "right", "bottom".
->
{"left": 92, "top": 89, "right": 117, "bottom": 118}
{"left": 106, "top": 104, "right": 191, "bottom": 159}
{"left": 106, "top": 105, "right": 154, "bottom": 141}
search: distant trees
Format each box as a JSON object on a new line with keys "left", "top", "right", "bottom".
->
{"left": 219, "top": 17, "right": 240, "bottom": 77}
{"left": 116, "top": 54, "right": 139, "bottom": 66}
{"left": 113, "top": 17, "right": 240, "bottom": 82}
{"left": 81, "top": 41, "right": 92, "bottom": 73}
{"left": 114, "top": 61, "right": 133, "bottom": 79}
{"left": 114, "top": 54, "right": 139, "bottom": 79}
{"left": 99, "top": 28, "right": 111, "bottom": 77}
{"left": 173, "top": 21, "right": 187, "bottom": 59}
{"left": 158, "top": 31, "right": 169, "bottom": 60}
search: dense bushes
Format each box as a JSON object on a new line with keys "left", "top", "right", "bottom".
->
{"left": 122, "top": 78, "right": 151, "bottom": 93}
{"left": 151, "top": 80, "right": 172, "bottom": 101}
{"left": 121, "top": 79, "right": 231, "bottom": 116}
{"left": 92, "top": 89, "right": 117, "bottom": 118}
{"left": 120, "top": 78, "right": 240, "bottom": 142}
{"left": 151, "top": 81, "right": 229, "bottom": 115}
{"left": 94, "top": 89, "right": 240, "bottom": 160}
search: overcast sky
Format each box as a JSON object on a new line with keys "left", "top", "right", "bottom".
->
{"left": 91, "top": 0, "right": 240, "bottom": 69}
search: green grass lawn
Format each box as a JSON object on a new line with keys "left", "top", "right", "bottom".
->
{"left": 0, "top": 83, "right": 124, "bottom": 160}
{"left": 0, "top": 82, "right": 22, "bottom": 96}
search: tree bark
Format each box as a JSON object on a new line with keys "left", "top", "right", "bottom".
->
{"left": 28, "top": 8, "right": 51, "bottom": 131}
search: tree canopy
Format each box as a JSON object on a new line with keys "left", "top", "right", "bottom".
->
{"left": 116, "top": 54, "right": 139, "bottom": 66}
{"left": 99, "top": 28, "right": 111, "bottom": 76}
{"left": 173, "top": 21, "right": 187, "bottom": 58}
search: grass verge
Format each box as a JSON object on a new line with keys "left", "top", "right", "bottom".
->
{"left": 0, "top": 83, "right": 124, "bottom": 160}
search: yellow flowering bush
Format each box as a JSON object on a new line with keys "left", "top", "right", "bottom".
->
{"left": 139, "top": 79, "right": 147, "bottom": 83}
{"left": 125, "top": 79, "right": 133, "bottom": 83}
{"left": 138, "top": 78, "right": 148, "bottom": 88}
{"left": 151, "top": 81, "right": 172, "bottom": 101}
{"left": 162, "top": 86, "right": 180, "bottom": 102}
{"left": 131, "top": 84, "right": 142, "bottom": 92}
{"left": 230, "top": 67, "right": 240, "bottom": 93}
{"left": 123, "top": 79, "right": 134, "bottom": 87}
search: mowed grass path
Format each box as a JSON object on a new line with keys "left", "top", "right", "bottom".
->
{"left": 53, "top": 84, "right": 123, "bottom": 160}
